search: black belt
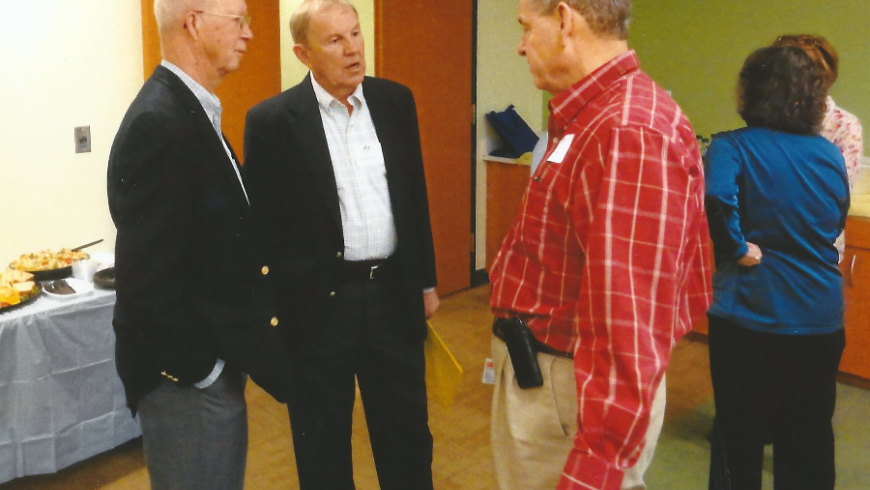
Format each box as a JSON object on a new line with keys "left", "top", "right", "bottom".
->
{"left": 340, "top": 256, "right": 393, "bottom": 281}
{"left": 492, "top": 318, "right": 574, "bottom": 359}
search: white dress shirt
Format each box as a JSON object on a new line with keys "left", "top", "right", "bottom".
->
{"left": 310, "top": 74, "right": 397, "bottom": 261}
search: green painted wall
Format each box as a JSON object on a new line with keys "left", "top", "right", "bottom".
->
{"left": 544, "top": 0, "right": 870, "bottom": 143}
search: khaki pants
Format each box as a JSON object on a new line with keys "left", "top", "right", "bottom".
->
{"left": 491, "top": 337, "right": 666, "bottom": 490}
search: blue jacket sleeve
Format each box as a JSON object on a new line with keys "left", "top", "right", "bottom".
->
{"left": 704, "top": 136, "right": 749, "bottom": 261}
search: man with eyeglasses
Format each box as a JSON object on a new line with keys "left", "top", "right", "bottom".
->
{"left": 108, "top": 0, "right": 292, "bottom": 489}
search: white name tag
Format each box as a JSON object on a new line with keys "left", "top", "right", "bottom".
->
{"left": 352, "top": 140, "right": 386, "bottom": 168}
{"left": 546, "top": 134, "right": 575, "bottom": 164}
{"left": 481, "top": 358, "right": 495, "bottom": 385}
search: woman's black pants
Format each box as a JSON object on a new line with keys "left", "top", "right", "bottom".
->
{"left": 707, "top": 315, "right": 845, "bottom": 490}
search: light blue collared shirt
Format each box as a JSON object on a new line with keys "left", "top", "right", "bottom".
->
{"left": 161, "top": 60, "right": 249, "bottom": 205}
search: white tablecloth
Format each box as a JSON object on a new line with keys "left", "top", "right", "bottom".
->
{"left": 0, "top": 288, "right": 140, "bottom": 483}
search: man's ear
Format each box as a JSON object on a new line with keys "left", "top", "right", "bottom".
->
{"left": 556, "top": 2, "right": 594, "bottom": 43}
{"left": 555, "top": 2, "right": 575, "bottom": 38}
{"left": 183, "top": 11, "right": 201, "bottom": 40}
{"left": 293, "top": 44, "right": 311, "bottom": 68}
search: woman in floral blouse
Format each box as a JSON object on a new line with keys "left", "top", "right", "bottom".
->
{"left": 774, "top": 34, "right": 864, "bottom": 256}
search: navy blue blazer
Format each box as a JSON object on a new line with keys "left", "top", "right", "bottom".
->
{"left": 243, "top": 75, "right": 437, "bottom": 341}
{"left": 108, "top": 65, "right": 293, "bottom": 411}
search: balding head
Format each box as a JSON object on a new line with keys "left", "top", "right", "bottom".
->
{"left": 290, "top": 0, "right": 358, "bottom": 46}
{"left": 152, "top": 0, "right": 252, "bottom": 93}
{"left": 154, "top": 0, "right": 219, "bottom": 34}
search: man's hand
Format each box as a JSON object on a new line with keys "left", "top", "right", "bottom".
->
{"left": 423, "top": 289, "right": 440, "bottom": 319}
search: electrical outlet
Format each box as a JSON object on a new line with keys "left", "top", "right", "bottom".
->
{"left": 75, "top": 126, "right": 91, "bottom": 153}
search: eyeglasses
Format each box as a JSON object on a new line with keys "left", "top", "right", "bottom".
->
{"left": 195, "top": 10, "right": 252, "bottom": 28}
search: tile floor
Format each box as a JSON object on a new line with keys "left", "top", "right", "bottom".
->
{"left": 2, "top": 285, "right": 868, "bottom": 489}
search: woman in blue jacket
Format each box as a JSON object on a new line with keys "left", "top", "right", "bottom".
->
{"left": 705, "top": 46, "right": 850, "bottom": 490}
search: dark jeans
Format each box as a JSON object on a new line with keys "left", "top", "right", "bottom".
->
{"left": 707, "top": 315, "right": 845, "bottom": 490}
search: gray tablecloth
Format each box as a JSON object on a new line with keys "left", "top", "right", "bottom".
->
{"left": 0, "top": 288, "right": 140, "bottom": 483}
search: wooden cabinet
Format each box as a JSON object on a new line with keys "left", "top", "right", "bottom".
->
{"left": 485, "top": 159, "right": 530, "bottom": 270}
{"left": 691, "top": 312, "right": 709, "bottom": 335}
{"left": 840, "top": 216, "right": 870, "bottom": 379}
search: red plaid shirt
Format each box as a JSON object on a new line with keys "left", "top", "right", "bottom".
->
{"left": 490, "top": 51, "right": 712, "bottom": 490}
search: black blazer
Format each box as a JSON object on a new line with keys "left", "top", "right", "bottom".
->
{"left": 108, "top": 65, "right": 292, "bottom": 410}
{"left": 243, "top": 75, "right": 437, "bottom": 340}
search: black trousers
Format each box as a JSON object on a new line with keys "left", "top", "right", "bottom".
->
{"left": 288, "top": 266, "right": 433, "bottom": 490}
{"left": 707, "top": 315, "right": 845, "bottom": 490}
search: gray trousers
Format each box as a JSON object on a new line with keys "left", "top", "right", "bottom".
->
{"left": 137, "top": 365, "right": 248, "bottom": 490}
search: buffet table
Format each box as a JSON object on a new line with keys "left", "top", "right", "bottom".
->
{"left": 0, "top": 288, "right": 140, "bottom": 483}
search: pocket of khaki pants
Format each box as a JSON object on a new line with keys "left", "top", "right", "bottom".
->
{"left": 491, "top": 336, "right": 508, "bottom": 376}
{"left": 547, "top": 355, "right": 578, "bottom": 439}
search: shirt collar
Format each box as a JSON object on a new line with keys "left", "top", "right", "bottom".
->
{"left": 310, "top": 73, "right": 366, "bottom": 111}
{"left": 549, "top": 50, "right": 640, "bottom": 131}
{"left": 161, "top": 60, "right": 223, "bottom": 133}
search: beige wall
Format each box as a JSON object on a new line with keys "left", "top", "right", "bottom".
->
{"left": 279, "top": 0, "right": 376, "bottom": 90}
{"left": 475, "top": 0, "right": 545, "bottom": 270}
{"left": 0, "top": 2, "right": 143, "bottom": 262}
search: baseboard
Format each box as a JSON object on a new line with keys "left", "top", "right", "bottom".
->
{"left": 471, "top": 268, "right": 489, "bottom": 287}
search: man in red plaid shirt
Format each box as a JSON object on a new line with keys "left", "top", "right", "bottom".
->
{"left": 489, "top": 1, "right": 712, "bottom": 489}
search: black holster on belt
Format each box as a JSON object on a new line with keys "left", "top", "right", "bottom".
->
{"left": 492, "top": 318, "right": 544, "bottom": 389}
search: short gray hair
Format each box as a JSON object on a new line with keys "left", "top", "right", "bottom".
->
{"left": 290, "top": 0, "right": 358, "bottom": 45}
{"left": 154, "top": 0, "right": 218, "bottom": 33}
{"left": 530, "top": 0, "right": 631, "bottom": 40}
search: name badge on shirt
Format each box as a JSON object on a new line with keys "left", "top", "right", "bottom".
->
{"left": 547, "top": 134, "right": 575, "bottom": 164}
{"left": 353, "top": 141, "right": 386, "bottom": 169}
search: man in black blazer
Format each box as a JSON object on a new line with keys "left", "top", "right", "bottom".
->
{"left": 244, "top": 1, "right": 439, "bottom": 488}
{"left": 107, "top": 0, "right": 291, "bottom": 488}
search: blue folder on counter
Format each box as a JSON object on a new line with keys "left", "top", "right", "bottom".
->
{"left": 486, "top": 105, "right": 539, "bottom": 159}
